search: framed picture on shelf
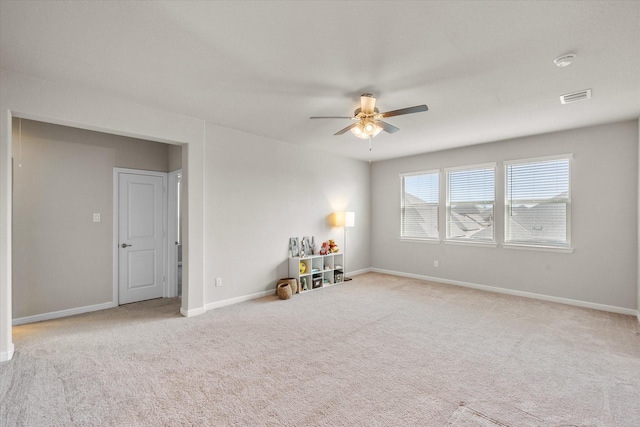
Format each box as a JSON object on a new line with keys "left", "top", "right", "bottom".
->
{"left": 289, "top": 237, "right": 300, "bottom": 257}
{"left": 301, "top": 236, "right": 311, "bottom": 256}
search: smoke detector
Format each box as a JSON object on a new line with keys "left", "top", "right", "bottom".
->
{"left": 554, "top": 54, "right": 576, "bottom": 67}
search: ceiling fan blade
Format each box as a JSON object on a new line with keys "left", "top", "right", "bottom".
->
{"left": 381, "top": 104, "right": 428, "bottom": 118}
{"left": 334, "top": 123, "right": 359, "bottom": 135}
{"left": 378, "top": 121, "right": 400, "bottom": 134}
{"left": 310, "top": 116, "right": 355, "bottom": 119}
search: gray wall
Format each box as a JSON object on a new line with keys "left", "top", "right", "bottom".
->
{"left": 168, "top": 144, "right": 182, "bottom": 172}
{"left": 371, "top": 120, "right": 638, "bottom": 310}
{"left": 9, "top": 116, "right": 636, "bottom": 320}
{"left": 12, "top": 119, "right": 170, "bottom": 318}
{"left": 202, "top": 123, "right": 371, "bottom": 304}
{"left": 11, "top": 117, "right": 371, "bottom": 318}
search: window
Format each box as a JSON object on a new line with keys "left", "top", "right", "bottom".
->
{"left": 400, "top": 171, "right": 439, "bottom": 240}
{"left": 505, "top": 155, "right": 571, "bottom": 248}
{"left": 446, "top": 164, "right": 495, "bottom": 243}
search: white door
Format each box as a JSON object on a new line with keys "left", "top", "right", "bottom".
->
{"left": 118, "top": 172, "right": 165, "bottom": 304}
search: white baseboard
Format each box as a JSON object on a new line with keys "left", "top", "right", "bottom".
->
{"left": 179, "top": 306, "right": 206, "bottom": 317}
{"left": 371, "top": 268, "right": 638, "bottom": 317}
{"left": 12, "top": 301, "right": 118, "bottom": 326}
{"left": 346, "top": 267, "right": 373, "bottom": 277}
{"left": 0, "top": 343, "right": 15, "bottom": 362}
{"left": 204, "top": 269, "right": 374, "bottom": 312}
{"left": 205, "top": 289, "right": 275, "bottom": 311}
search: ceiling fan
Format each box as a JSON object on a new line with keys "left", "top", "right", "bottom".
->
{"left": 310, "top": 93, "right": 428, "bottom": 140}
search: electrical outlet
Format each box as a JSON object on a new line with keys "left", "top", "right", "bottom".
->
{"left": 93, "top": 213, "right": 101, "bottom": 222}
{"left": 215, "top": 277, "right": 222, "bottom": 287}
{"left": 434, "top": 260, "right": 439, "bottom": 267}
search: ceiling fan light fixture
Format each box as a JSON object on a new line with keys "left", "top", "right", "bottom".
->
{"left": 311, "top": 93, "right": 428, "bottom": 143}
{"left": 351, "top": 120, "right": 382, "bottom": 139}
{"left": 351, "top": 123, "right": 367, "bottom": 139}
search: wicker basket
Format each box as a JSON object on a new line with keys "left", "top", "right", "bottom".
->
{"left": 277, "top": 282, "right": 292, "bottom": 300}
{"left": 276, "top": 278, "right": 297, "bottom": 298}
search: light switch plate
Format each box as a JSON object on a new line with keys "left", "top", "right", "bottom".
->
{"left": 93, "top": 213, "right": 101, "bottom": 222}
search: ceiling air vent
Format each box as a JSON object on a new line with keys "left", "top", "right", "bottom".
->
{"left": 560, "top": 89, "right": 591, "bottom": 105}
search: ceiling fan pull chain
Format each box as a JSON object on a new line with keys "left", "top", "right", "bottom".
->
{"left": 369, "top": 137, "right": 372, "bottom": 151}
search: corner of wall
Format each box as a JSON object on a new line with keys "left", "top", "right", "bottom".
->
{"left": 0, "top": 343, "right": 14, "bottom": 362}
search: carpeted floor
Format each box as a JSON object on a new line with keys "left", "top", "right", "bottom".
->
{"left": 1, "top": 272, "right": 639, "bottom": 426}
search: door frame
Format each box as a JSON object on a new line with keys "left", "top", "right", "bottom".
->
{"left": 167, "top": 169, "right": 182, "bottom": 298}
{"left": 113, "top": 167, "right": 168, "bottom": 304}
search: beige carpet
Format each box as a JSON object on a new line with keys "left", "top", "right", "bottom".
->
{"left": 1, "top": 272, "right": 639, "bottom": 426}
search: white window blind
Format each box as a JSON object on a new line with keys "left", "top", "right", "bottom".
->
{"left": 505, "top": 156, "right": 571, "bottom": 247}
{"left": 446, "top": 165, "right": 495, "bottom": 242}
{"left": 401, "top": 171, "right": 439, "bottom": 239}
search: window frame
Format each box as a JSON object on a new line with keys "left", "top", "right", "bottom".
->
{"left": 399, "top": 170, "right": 440, "bottom": 242}
{"left": 445, "top": 163, "right": 496, "bottom": 245}
{"left": 503, "top": 154, "right": 572, "bottom": 252}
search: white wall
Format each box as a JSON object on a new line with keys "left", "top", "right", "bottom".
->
{"left": 203, "top": 124, "right": 370, "bottom": 305}
{"left": 371, "top": 120, "right": 638, "bottom": 311}
{"left": 638, "top": 117, "right": 640, "bottom": 323}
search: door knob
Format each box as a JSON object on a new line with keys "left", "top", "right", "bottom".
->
{"left": 121, "top": 243, "right": 132, "bottom": 248}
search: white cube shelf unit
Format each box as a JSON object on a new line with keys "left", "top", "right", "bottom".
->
{"left": 288, "top": 253, "right": 344, "bottom": 293}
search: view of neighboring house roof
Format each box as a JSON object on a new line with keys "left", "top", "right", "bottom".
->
{"left": 507, "top": 203, "right": 567, "bottom": 244}
{"left": 402, "top": 193, "right": 438, "bottom": 238}
{"left": 404, "top": 190, "right": 568, "bottom": 243}
{"left": 448, "top": 204, "right": 493, "bottom": 240}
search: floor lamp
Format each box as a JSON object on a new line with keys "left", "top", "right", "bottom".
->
{"left": 336, "top": 211, "right": 355, "bottom": 281}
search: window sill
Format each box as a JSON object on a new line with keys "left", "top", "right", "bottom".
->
{"left": 399, "top": 237, "right": 441, "bottom": 244}
{"left": 502, "top": 243, "right": 573, "bottom": 254}
{"left": 444, "top": 240, "right": 497, "bottom": 248}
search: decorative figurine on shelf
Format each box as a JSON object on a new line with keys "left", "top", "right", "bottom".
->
{"left": 329, "top": 239, "right": 339, "bottom": 253}
{"left": 319, "top": 241, "right": 329, "bottom": 255}
{"left": 301, "top": 277, "right": 309, "bottom": 291}
{"left": 299, "top": 261, "right": 307, "bottom": 274}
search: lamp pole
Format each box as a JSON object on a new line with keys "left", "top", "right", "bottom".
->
{"left": 343, "top": 212, "right": 355, "bottom": 281}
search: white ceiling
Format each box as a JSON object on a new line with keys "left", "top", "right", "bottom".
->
{"left": 1, "top": 1, "right": 639, "bottom": 162}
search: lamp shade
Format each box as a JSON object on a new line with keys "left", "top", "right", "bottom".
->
{"left": 333, "top": 211, "right": 355, "bottom": 227}
{"left": 344, "top": 211, "right": 355, "bottom": 228}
